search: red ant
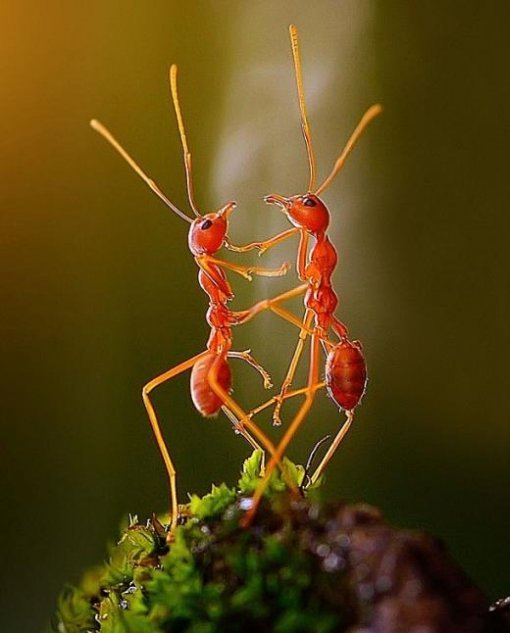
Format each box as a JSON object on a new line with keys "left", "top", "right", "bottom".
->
{"left": 240, "top": 25, "right": 381, "bottom": 524}
{"left": 90, "top": 65, "right": 307, "bottom": 533}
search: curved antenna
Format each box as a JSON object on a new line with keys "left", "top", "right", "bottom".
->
{"left": 289, "top": 24, "right": 317, "bottom": 193}
{"left": 169, "top": 64, "right": 201, "bottom": 217}
{"left": 315, "top": 104, "right": 382, "bottom": 196}
{"left": 299, "top": 433, "right": 332, "bottom": 491}
{"left": 90, "top": 119, "right": 192, "bottom": 224}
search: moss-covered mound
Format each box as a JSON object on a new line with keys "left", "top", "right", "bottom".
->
{"left": 52, "top": 452, "right": 506, "bottom": 633}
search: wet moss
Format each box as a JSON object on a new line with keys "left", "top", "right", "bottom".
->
{"left": 52, "top": 451, "right": 504, "bottom": 633}
{"left": 52, "top": 452, "right": 353, "bottom": 633}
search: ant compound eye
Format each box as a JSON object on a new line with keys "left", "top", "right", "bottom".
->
{"left": 201, "top": 219, "right": 213, "bottom": 230}
{"left": 303, "top": 196, "right": 317, "bottom": 207}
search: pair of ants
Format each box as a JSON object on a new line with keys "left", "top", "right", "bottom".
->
{"left": 91, "top": 25, "right": 381, "bottom": 535}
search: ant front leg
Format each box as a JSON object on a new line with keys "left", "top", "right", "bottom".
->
{"left": 142, "top": 350, "right": 209, "bottom": 535}
{"left": 224, "top": 227, "right": 300, "bottom": 256}
{"left": 205, "top": 255, "right": 289, "bottom": 282}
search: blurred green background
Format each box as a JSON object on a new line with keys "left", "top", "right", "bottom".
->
{"left": 1, "top": 2, "right": 508, "bottom": 630}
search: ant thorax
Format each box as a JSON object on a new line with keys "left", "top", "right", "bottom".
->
{"left": 306, "top": 235, "right": 338, "bottom": 282}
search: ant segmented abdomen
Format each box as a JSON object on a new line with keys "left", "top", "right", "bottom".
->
{"left": 191, "top": 353, "right": 232, "bottom": 417}
{"left": 326, "top": 340, "right": 367, "bottom": 411}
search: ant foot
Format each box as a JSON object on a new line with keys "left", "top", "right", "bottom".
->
{"left": 279, "top": 261, "right": 291, "bottom": 275}
{"left": 272, "top": 399, "right": 283, "bottom": 426}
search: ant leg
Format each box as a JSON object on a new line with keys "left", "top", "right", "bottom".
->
{"left": 207, "top": 354, "right": 298, "bottom": 493}
{"left": 248, "top": 381, "right": 326, "bottom": 419}
{"left": 205, "top": 256, "right": 289, "bottom": 281}
{"left": 240, "top": 333, "right": 322, "bottom": 527}
{"left": 269, "top": 304, "right": 312, "bottom": 333}
{"left": 309, "top": 410, "right": 354, "bottom": 486}
{"left": 221, "top": 405, "right": 264, "bottom": 454}
{"left": 224, "top": 227, "right": 299, "bottom": 255}
{"left": 234, "top": 285, "right": 335, "bottom": 355}
{"left": 228, "top": 349, "right": 273, "bottom": 389}
{"left": 233, "top": 283, "right": 308, "bottom": 325}
{"left": 268, "top": 232, "right": 315, "bottom": 424}
{"left": 142, "top": 351, "right": 209, "bottom": 532}
{"left": 272, "top": 310, "right": 315, "bottom": 425}
{"left": 221, "top": 406, "right": 266, "bottom": 477}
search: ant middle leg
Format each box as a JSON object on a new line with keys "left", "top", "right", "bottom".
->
{"left": 228, "top": 349, "right": 273, "bottom": 389}
{"left": 240, "top": 333, "right": 323, "bottom": 526}
{"left": 247, "top": 381, "right": 326, "bottom": 420}
{"left": 272, "top": 310, "right": 315, "bottom": 425}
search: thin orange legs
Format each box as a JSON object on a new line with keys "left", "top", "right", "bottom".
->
{"left": 241, "top": 332, "right": 323, "bottom": 527}
{"left": 142, "top": 352, "right": 207, "bottom": 530}
{"left": 142, "top": 347, "right": 290, "bottom": 533}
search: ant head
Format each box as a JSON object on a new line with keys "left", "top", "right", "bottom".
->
{"left": 267, "top": 26, "right": 381, "bottom": 240}
{"left": 188, "top": 202, "right": 236, "bottom": 256}
{"left": 264, "top": 193, "right": 329, "bottom": 235}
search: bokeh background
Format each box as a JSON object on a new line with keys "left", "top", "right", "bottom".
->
{"left": 1, "top": 2, "right": 508, "bottom": 630}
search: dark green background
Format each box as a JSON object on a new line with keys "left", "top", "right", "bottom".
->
{"left": 1, "top": 2, "right": 508, "bottom": 631}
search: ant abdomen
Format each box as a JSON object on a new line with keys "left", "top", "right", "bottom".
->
{"left": 191, "top": 353, "right": 232, "bottom": 417}
{"left": 326, "top": 340, "right": 367, "bottom": 411}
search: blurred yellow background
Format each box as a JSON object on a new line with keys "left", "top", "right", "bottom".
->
{"left": 0, "top": 2, "right": 508, "bottom": 630}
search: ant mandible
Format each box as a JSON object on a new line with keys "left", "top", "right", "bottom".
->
{"left": 240, "top": 25, "right": 381, "bottom": 524}
{"left": 91, "top": 64, "right": 306, "bottom": 533}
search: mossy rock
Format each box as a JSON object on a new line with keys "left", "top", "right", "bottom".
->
{"left": 52, "top": 452, "right": 508, "bottom": 633}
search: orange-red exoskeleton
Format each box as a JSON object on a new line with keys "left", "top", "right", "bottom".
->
{"left": 240, "top": 25, "right": 381, "bottom": 524}
{"left": 90, "top": 65, "right": 306, "bottom": 535}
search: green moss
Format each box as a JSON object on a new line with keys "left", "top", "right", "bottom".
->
{"left": 52, "top": 451, "right": 354, "bottom": 633}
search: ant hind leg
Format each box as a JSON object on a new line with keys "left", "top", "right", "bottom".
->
{"left": 142, "top": 350, "right": 209, "bottom": 535}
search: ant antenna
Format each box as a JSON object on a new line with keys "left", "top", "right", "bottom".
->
{"left": 315, "top": 104, "right": 382, "bottom": 196}
{"left": 169, "top": 65, "right": 201, "bottom": 217}
{"left": 300, "top": 434, "right": 332, "bottom": 492}
{"left": 289, "top": 24, "right": 317, "bottom": 193}
{"left": 90, "top": 119, "right": 192, "bottom": 224}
